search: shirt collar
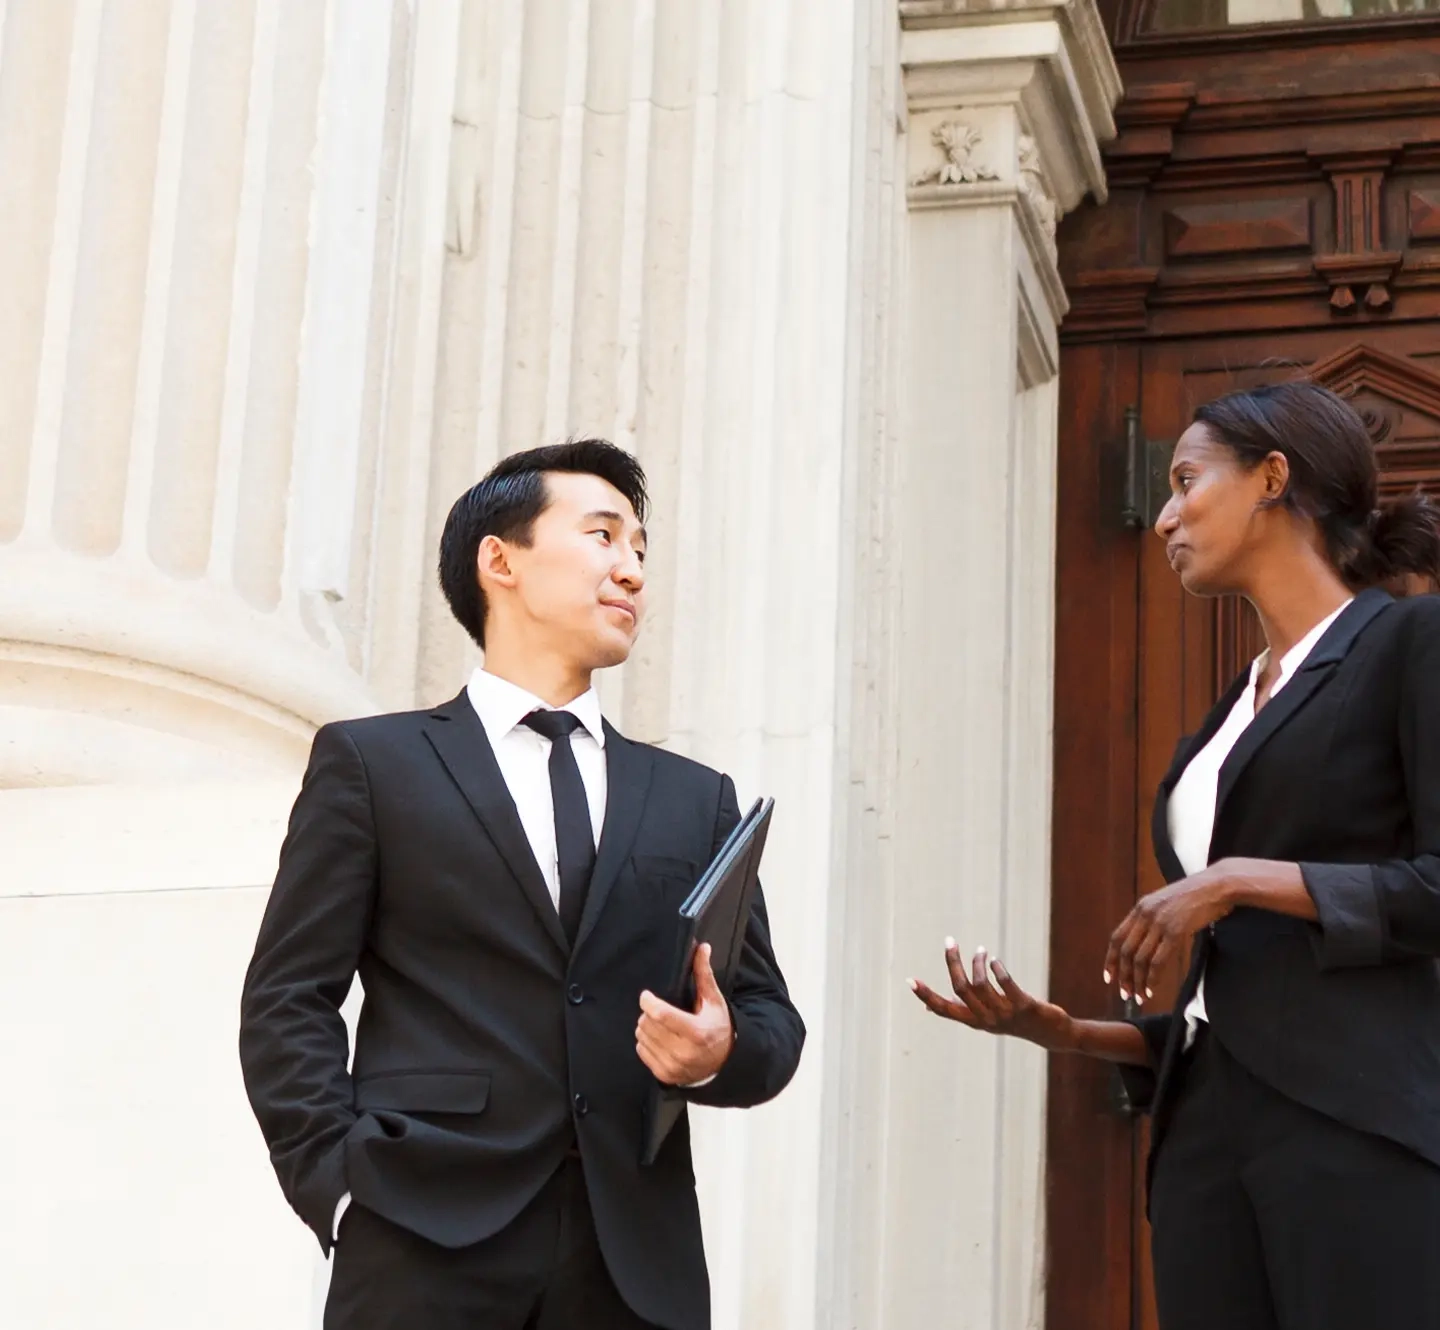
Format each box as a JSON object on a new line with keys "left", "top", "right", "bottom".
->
{"left": 465, "top": 668, "right": 606, "bottom": 748}
{"left": 1249, "top": 598, "right": 1354, "bottom": 690}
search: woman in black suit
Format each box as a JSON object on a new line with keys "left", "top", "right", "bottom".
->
{"left": 913, "top": 381, "right": 1440, "bottom": 1329}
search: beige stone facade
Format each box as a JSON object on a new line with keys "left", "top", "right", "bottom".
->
{"left": 0, "top": 2, "right": 1118, "bottom": 1326}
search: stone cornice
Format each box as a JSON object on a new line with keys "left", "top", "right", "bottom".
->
{"left": 900, "top": 0, "right": 1120, "bottom": 213}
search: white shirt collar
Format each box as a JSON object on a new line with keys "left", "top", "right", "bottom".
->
{"left": 465, "top": 668, "right": 606, "bottom": 749}
{"left": 1250, "top": 598, "right": 1353, "bottom": 691}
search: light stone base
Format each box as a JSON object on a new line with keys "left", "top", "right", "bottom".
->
{"left": 0, "top": 781, "right": 322, "bottom": 1330}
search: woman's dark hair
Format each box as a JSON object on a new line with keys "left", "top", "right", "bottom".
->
{"left": 1192, "top": 381, "right": 1440, "bottom": 589}
{"left": 438, "top": 438, "right": 649, "bottom": 648}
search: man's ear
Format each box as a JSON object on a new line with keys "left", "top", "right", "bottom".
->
{"left": 476, "top": 535, "right": 518, "bottom": 594}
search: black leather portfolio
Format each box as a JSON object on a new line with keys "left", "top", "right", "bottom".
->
{"left": 639, "top": 796, "right": 775, "bottom": 1165}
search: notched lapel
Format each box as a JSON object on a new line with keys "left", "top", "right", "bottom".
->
{"left": 573, "top": 725, "right": 654, "bottom": 956}
{"left": 422, "top": 692, "right": 569, "bottom": 954}
{"left": 1212, "top": 588, "right": 1393, "bottom": 829}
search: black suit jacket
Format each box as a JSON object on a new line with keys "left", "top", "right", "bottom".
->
{"left": 1121, "top": 589, "right": 1440, "bottom": 1199}
{"left": 238, "top": 692, "right": 804, "bottom": 1330}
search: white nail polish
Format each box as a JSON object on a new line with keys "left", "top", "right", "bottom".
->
{"left": 1119, "top": 988, "right": 1129, "bottom": 1000}
{"left": 1102, "top": 970, "right": 1111, "bottom": 985}
{"left": 945, "top": 936, "right": 956, "bottom": 951}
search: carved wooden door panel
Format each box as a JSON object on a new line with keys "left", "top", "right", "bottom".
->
{"left": 1048, "top": 7, "right": 1440, "bottom": 1328}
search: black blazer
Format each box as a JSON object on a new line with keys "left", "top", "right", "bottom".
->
{"left": 238, "top": 691, "right": 804, "bottom": 1330}
{"left": 1122, "top": 589, "right": 1440, "bottom": 1197}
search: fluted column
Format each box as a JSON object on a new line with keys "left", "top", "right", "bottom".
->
{"left": 0, "top": 0, "right": 414, "bottom": 785}
{"left": 402, "top": 4, "right": 909, "bottom": 1328}
{"left": 0, "top": 5, "right": 462, "bottom": 1328}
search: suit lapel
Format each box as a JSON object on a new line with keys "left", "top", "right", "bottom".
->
{"left": 423, "top": 691, "right": 569, "bottom": 955}
{"left": 1212, "top": 588, "right": 1393, "bottom": 830}
{"left": 573, "top": 723, "right": 654, "bottom": 956}
{"left": 1151, "top": 669, "right": 1249, "bottom": 883}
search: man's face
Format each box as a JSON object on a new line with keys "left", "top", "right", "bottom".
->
{"left": 488, "top": 471, "right": 647, "bottom": 670}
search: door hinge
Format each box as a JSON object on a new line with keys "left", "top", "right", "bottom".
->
{"left": 1120, "top": 404, "right": 1173, "bottom": 530}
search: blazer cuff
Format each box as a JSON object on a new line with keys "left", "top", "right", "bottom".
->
{"left": 1301, "top": 863, "right": 1388, "bottom": 967}
{"left": 1301, "top": 862, "right": 1386, "bottom": 969}
{"left": 683, "top": 1005, "right": 767, "bottom": 1108}
{"left": 297, "top": 1138, "right": 352, "bottom": 1255}
{"left": 1116, "top": 1062, "right": 1158, "bottom": 1115}
{"left": 1114, "top": 1012, "right": 1171, "bottom": 1114}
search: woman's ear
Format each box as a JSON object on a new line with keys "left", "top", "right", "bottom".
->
{"left": 1261, "top": 450, "right": 1291, "bottom": 503}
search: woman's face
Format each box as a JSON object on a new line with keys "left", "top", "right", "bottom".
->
{"left": 1155, "top": 422, "right": 1283, "bottom": 597}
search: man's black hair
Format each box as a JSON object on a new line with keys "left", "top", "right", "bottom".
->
{"left": 437, "top": 438, "right": 650, "bottom": 649}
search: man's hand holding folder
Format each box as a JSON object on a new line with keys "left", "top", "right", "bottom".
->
{"left": 635, "top": 943, "right": 736, "bottom": 1086}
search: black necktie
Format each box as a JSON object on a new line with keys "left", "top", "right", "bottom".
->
{"left": 520, "top": 710, "right": 596, "bottom": 944}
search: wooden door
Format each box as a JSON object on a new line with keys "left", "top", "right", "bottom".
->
{"left": 1046, "top": 5, "right": 1440, "bottom": 1327}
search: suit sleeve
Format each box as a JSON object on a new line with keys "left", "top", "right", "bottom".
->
{"left": 238, "top": 723, "right": 378, "bottom": 1249}
{"left": 1303, "top": 601, "right": 1440, "bottom": 969}
{"left": 684, "top": 775, "right": 806, "bottom": 1110}
{"left": 1115, "top": 1013, "right": 1172, "bottom": 1113}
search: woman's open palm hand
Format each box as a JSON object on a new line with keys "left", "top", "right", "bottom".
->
{"left": 911, "top": 942, "right": 1076, "bottom": 1053}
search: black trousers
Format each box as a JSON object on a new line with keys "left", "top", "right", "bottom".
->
{"left": 1150, "top": 1026, "right": 1440, "bottom": 1330}
{"left": 324, "top": 1154, "right": 657, "bottom": 1330}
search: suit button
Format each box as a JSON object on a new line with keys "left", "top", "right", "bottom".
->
{"left": 573, "top": 1093, "right": 590, "bottom": 1118}
{"left": 567, "top": 983, "right": 585, "bottom": 1005}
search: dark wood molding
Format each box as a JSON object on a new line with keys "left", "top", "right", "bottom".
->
{"left": 1307, "top": 340, "right": 1440, "bottom": 418}
{"left": 1063, "top": 268, "right": 1162, "bottom": 339}
{"left": 1108, "top": 84, "right": 1198, "bottom": 189}
{"left": 1112, "top": 0, "right": 1440, "bottom": 56}
{"left": 1410, "top": 190, "right": 1440, "bottom": 245}
{"left": 1162, "top": 199, "right": 1311, "bottom": 259}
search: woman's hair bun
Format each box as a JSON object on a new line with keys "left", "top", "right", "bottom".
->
{"left": 1345, "top": 490, "right": 1440, "bottom": 588}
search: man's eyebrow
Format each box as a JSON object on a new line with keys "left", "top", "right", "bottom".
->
{"left": 584, "top": 510, "right": 647, "bottom": 543}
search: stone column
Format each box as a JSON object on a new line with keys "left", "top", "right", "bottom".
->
{"left": 855, "top": 3, "right": 1118, "bottom": 1326}
{"left": 411, "top": 5, "right": 906, "bottom": 1325}
{"left": 0, "top": 0, "right": 411, "bottom": 786}
{"left": 0, "top": 4, "right": 462, "bottom": 1326}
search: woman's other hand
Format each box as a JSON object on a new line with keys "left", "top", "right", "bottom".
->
{"left": 1104, "top": 866, "right": 1234, "bottom": 1005}
{"left": 910, "top": 942, "right": 1076, "bottom": 1052}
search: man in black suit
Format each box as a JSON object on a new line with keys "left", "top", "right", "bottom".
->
{"left": 239, "top": 439, "right": 804, "bottom": 1330}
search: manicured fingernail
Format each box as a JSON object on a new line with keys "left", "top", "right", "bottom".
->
{"left": 1119, "top": 988, "right": 1129, "bottom": 1000}
{"left": 945, "top": 936, "right": 956, "bottom": 951}
{"left": 1145, "top": 987, "right": 1154, "bottom": 999}
{"left": 1103, "top": 970, "right": 1111, "bottom": 984}
{"left": 909, "top": 978, "right": 919, "bottom": 991}
{"left": 1135, "top": 994, "right": 1145, "bottom": 1006}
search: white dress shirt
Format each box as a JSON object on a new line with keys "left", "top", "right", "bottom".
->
{"left": 1167, "top": 601, "right": 1351, "bottom": 1050}
{"left": 465, "top": 668, "right": 608, "bottom": 907}
{"left": 333, "top": 670, "right": 607, "bottom": 1241}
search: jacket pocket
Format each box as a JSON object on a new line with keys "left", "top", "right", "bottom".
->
{"left": 354, "top": 1070, "right": 491, "bottom": 1114}
{"left": 631, "top": 855, "right": 700, "bottom": 886}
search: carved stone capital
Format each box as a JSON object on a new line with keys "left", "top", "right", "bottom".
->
{"left": 910, "top": 120, "right": 1003, "bottom": 188}
{"left": 900, "top": 0, "right": 1119, "bottom": 220}
{"left": 1019, "top": 131, "right": 1060, "bottom": 246}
